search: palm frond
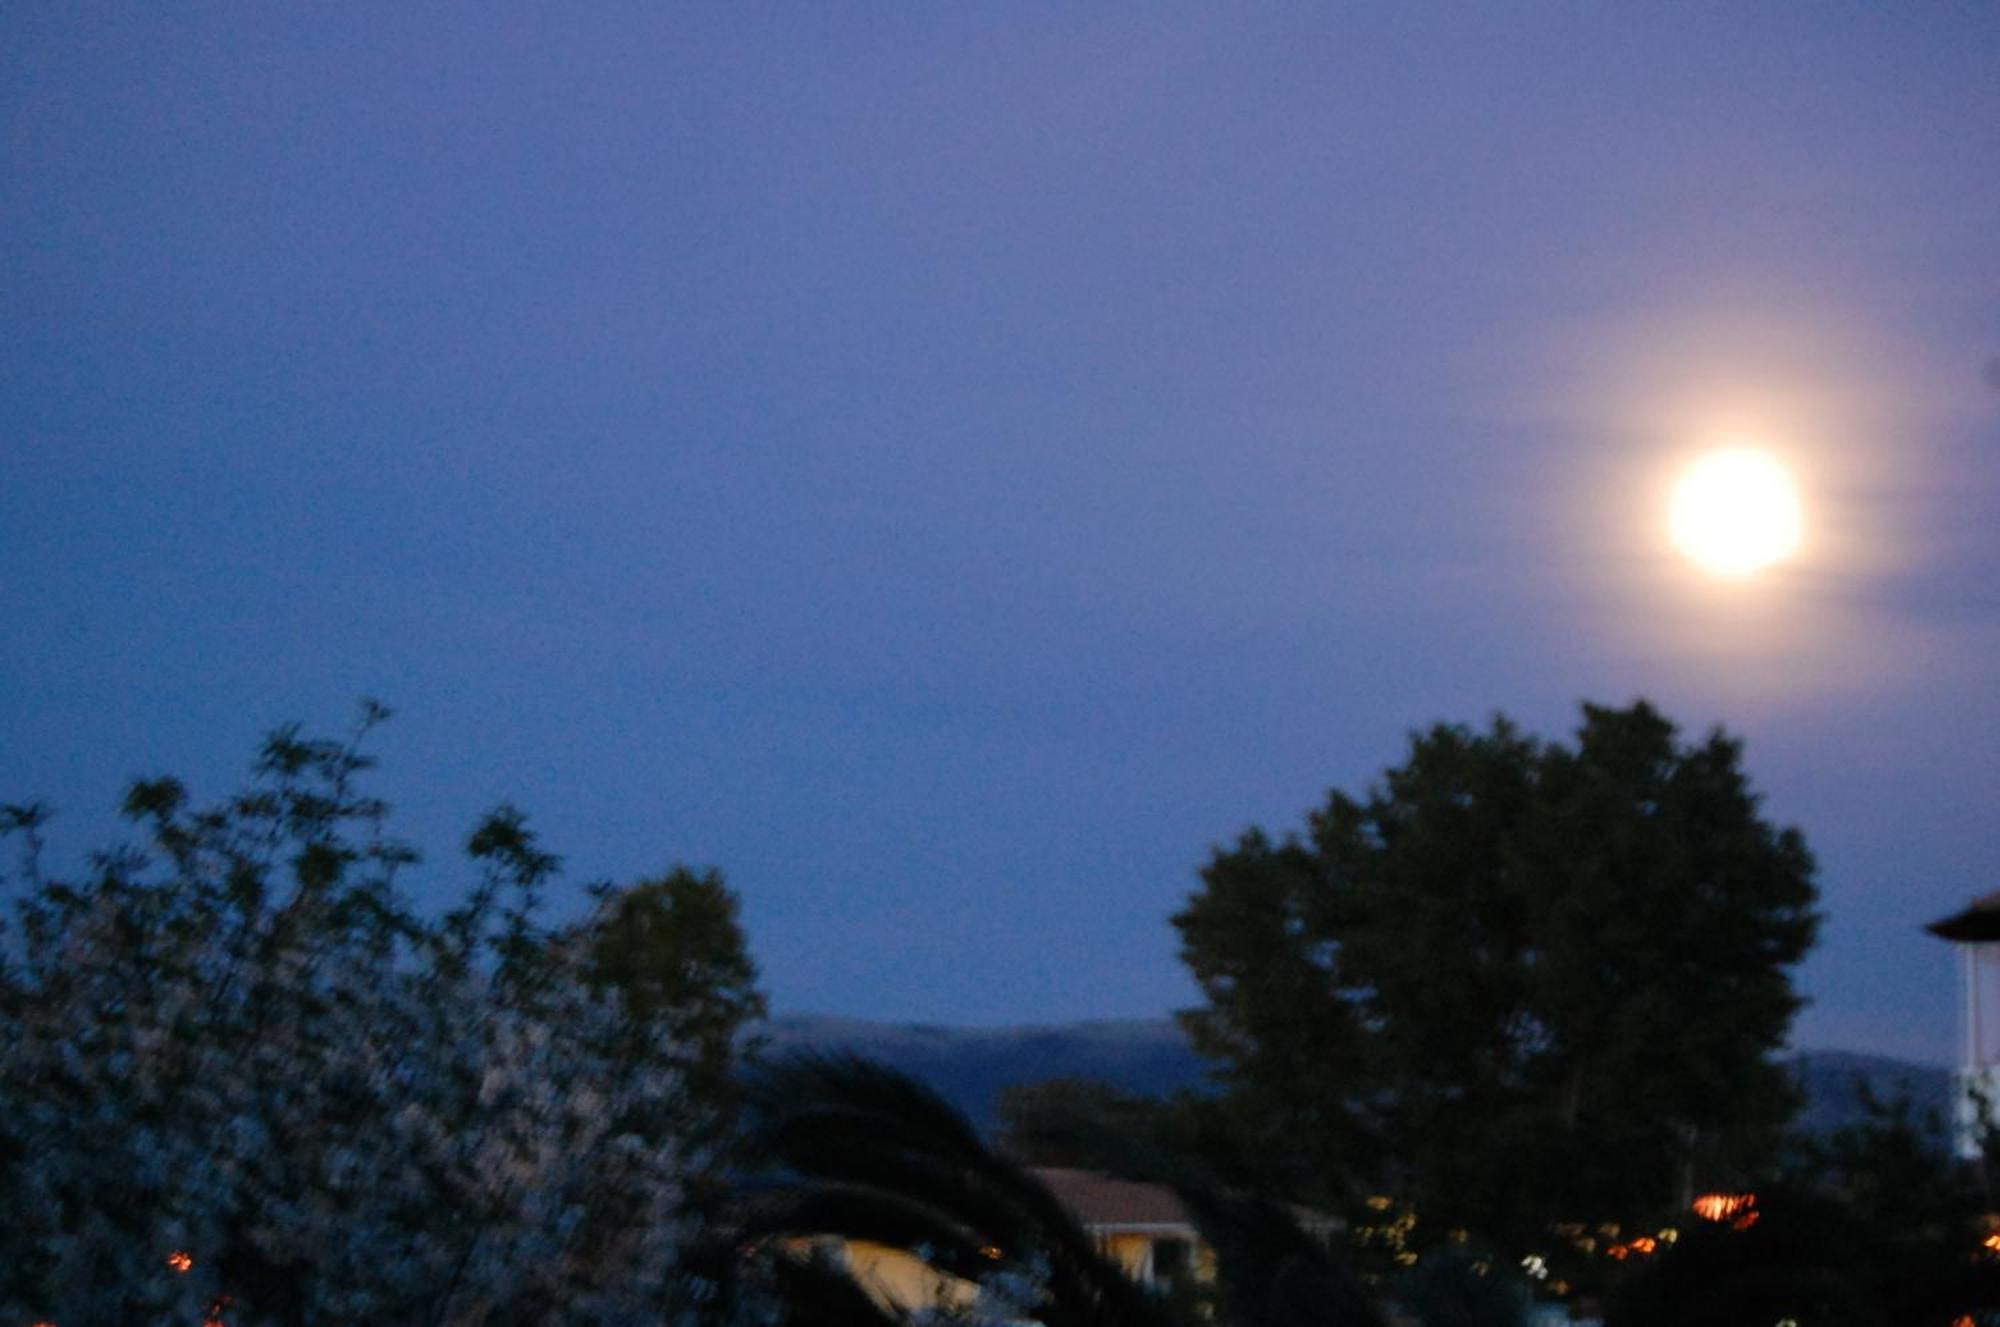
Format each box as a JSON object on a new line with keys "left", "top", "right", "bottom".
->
{"left": 746, "top": 1053, "right": 1174, "bottom": 1327}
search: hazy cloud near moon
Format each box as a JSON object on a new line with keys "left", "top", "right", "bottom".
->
{"left": 1479, "top": 293, "right": 1997, "bottom": 707}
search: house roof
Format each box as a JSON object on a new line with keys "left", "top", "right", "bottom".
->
{"left": 1031, "top": 1167, "right": 1343, "bottom": 1239}
{"left": 1928, "top": 891, "right": 2000, "bottom": 943}
{"left": 1031, "top": 1168, "right": 1192, "bottom": 1229}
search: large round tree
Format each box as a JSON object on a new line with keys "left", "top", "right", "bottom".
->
{"left": 1172, "top": 700, "right": 1820, "bottom": 1251}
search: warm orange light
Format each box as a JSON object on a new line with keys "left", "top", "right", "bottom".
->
{"left": 1692, "top": 1192, "right": 1756, "bottom": 1222}
{"left": 1983, "top": 1234, "right": 2000, "bottom": 1254}
{"left": 167, "top": 1250, "right": 194, "bottom": 1273}
{"left": 1607, "top": 1233, "right": 1658, "bottom": 1261}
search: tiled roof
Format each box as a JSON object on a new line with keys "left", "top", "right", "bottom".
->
{"left": 1032, "top": 1168, "right": 1192, "bottom": 1228}
{"left": 1033, "top": 1167, "right": 1343, "bottom": 1237}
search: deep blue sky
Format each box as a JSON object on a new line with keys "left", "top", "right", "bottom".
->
{"left": 5, "top": 5, "right": 1996, "bottom": 1063}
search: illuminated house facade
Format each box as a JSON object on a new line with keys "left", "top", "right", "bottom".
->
{"left": 1035, "top": 1167, "right": 1214, "bottom": 1287}
{"left": 833, "top": 1168, "right": 1240, "bottom": 1312}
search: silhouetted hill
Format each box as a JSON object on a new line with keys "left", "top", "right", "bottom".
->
{"left": 1790, "top": 1048, "right": 1953, "bottom": 1138}
{"left": 762, "top": 1015, "right": 1207, "bottom": 1128}
{"left": 766, "top": 1015, "right": 1953, "bottom": 1138}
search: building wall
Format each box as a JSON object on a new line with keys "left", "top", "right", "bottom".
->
{"left": 832, "top": 1227, "right": 1215, "bottom": 1312}
{"left": 1100, "top": 1230, "right": 1216, "bottom": 1287}
{"left": 841, "top": 1239, "right": 979, "bottom": 1313}
{"left": 1101, "top": 1231, "right": 1154, "bottom": 1280}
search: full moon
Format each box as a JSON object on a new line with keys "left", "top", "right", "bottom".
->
{"left": 1668, "top": 448, "right": 1804, "bottom": 578}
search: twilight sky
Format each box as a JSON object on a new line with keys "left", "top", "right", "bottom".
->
{"left": 4, "top": 5, "right": 1996, "bottom": 1064}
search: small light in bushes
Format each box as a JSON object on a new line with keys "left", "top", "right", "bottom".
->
{"left": 1691, "top": 1192, "right": 1755, "bottom": 1222}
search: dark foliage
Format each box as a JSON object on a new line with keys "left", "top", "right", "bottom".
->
{"left": 1174, "top": 700, "right": 1819, "bottom": 1251}
{"left": 1177, "top": 1189, "right": 1388, "bottom": 1327}
{"left": 1391, "top": 1253, "right": 1529, "bottom": 1327}
{"left": 1608, "top": 1087, "right": 2000, "bottom": 1327}
{"left": 742, "top": 1053, "right": 1174, "bottom": 1327}
{"left": 0, "top": 707, "right": 765, "bottom": 1323}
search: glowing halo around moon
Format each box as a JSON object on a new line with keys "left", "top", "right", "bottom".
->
{"left": 1667, "top": 447, "right": 1804, "bottom": 579}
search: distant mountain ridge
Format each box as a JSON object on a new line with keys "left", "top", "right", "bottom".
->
{"left": 761, "top": 1015, "right": 1204, "bottom": 1128}
{"left": 764, "top": 1014, "right": 1953, "bottom": 1139}
{"left": 1788, "top": 1048, "right": 1954, "bottom": 1137}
